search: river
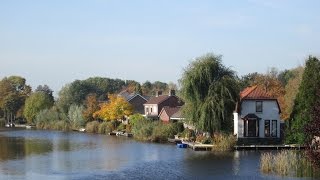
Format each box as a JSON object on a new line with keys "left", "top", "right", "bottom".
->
{"left": 0, "top": 128, "right": 317, "bottom": 180}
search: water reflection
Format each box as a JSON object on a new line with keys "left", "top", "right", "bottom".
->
{"left": 0, "top": 129, "right": 319, "bottom": 180}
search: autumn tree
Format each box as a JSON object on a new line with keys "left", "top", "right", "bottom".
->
{"left": 179, "top": 53, "right": 239, "bottom": 134}
{"left": 242, "top": 69, "right": 287, "bottom": 119}
{"left": 24, "top": 91, "right": 54, "bottom": 123}
{"left": 82, "top": 93, "right": 99, "bottom": 122}
{"left": 286, "top": 56, "right": 320, "bottom": 144}
{"left": 56, "top": 77, "right": 126, "bottom": 113}
{"left": 93, "top": 94, "right": 133, "bottom": 121}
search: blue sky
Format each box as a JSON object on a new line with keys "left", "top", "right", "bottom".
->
{"left": 1, "top": 0, "right": 319, "bottom": 94}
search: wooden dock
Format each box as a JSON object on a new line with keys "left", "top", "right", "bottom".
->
{"left": 234, "top": 144, "right": 306, "bottom": 150}
{"left": 183, "top": 141, "right": 214, "bottom": 151}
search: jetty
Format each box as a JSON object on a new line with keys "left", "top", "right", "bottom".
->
{"left": 234, "top": 144, "right": 306, "bottom": 150}
{"left": 182, "top": 141, "right": 214, "bottom": 151}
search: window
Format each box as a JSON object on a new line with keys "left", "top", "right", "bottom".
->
{"left": 264, "top": 120, "right": 270, "bottom": 137}
{"left": 272, "top": 120, "right": 277, "bottom": 137}
{"left": 256, "top": 101, "right": 263, "bottom": 112}
{"left": 150, "top": 108, "right": 153, "bottom": 113}
{"left": 146, "top": 108, "right": 149, "bottom": 113}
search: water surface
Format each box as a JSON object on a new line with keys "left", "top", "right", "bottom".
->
{"left": 0, "top": 129, "right": 316, "bottom": 180}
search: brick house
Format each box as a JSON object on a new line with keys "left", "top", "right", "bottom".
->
{"left": 158, "top": 106, "right": 181, "bottom": 122}
{"left": 144, "top": 90, "right": 184, "bottom": 120}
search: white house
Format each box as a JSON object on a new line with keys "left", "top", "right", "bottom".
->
{"left": 233, "top": 86, "right": 281, "bottom": 144}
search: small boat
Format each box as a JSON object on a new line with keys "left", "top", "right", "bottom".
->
{"left": 79, "top": 128, "right": 86, "bottom": 132}
{"left": 177, "top": 143, "right": 188, "bottom": 148}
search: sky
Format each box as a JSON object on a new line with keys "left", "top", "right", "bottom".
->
{"left": 1, "top": 0, "right": 319, "bottom": 94}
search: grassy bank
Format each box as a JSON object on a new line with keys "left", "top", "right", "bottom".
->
{"left": 212, "top": 133, "right": 236, "bottom": 151}
{"left": 0, "top": 118, "right": 5, "bottom": 127}
{"left": 260, "top": 150, "right": 319, "bottom": 177}
{"left": 132, "top": 119, "right": 184, "bottom": 143}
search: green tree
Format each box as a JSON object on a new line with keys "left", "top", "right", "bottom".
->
{"left": 68, "top": 104, "right": 85, "bottom": 129}
{"left": 24, "top": 91, "right": 54, "bottom": 123}
{"left": 284, "top": 66, "right": 304, "bottom": 120}
{"left": 0, "top": 76, "right": 31, "bottom": 120}
{"left": 286, "top": 56, "right": 320, "bottom": 144}
{"left": 35, "top": 85, "right": 54, "bottom": 103}
{"left": 179, "top": 53, "right": 239, "bottom": 134}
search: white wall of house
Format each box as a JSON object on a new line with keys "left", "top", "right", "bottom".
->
{"left": 235, "top": 100, "right": 281, "bottom": 138}
{"left": 144, "top": 105, "right": 158, "bottom": 116}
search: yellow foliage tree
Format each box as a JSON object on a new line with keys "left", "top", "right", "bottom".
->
{"left": 93, "top": 94, "right": 133, "bottom": 121}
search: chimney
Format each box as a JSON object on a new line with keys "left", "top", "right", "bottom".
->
{"left": 169, "top": 89, "right": 175, "bottom": 96}
{"left": 156, "top": 90, "right": 162, "bottom": 97}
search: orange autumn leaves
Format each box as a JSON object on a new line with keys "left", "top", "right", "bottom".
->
{"left": 93, "top": 94, "right": 133, "bottom": 121}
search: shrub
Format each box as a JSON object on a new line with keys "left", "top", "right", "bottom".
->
{"left": 53, "top": 120, "right": 70, "bottom": 131}
{"left": 132, "top": 119, "right": 154, "bottom": 141}
{"left": 151, "top": 122, "right": 176, "bottom": 142}
{"left": 172, "top": 122, "right": 184, "bottom": 134}
{"left": 179, "top": 128, "right": 196, "bottom": 141}
{"left": 212, "top": 133, "right": 236, "bottom": 151}
{"left": 117, "top": 123, "right": 126, "bottom": 131}
{"left": 68, "top": 104, "right": 85, "bottom": 129}
{"left": 98, "top": 122, "right": 109, "bottom": 134}
{"left": 86, "top": 121, "right": 100, "bottom": 133}
{"left": 129, "top": 114, "right": 145, "bottom": 126}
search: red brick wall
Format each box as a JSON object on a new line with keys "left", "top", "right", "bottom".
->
{"left": 159, "top": 111, "right": 170, "bottom": 122}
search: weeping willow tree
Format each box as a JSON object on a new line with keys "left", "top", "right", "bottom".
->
{"left": 179, "top": 54, "right": 239, "bottom": 134}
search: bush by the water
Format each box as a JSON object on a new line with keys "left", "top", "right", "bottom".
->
{"left": 132, "top": 119, "right": 178, "bottom": 142}
{"left": 212, "top": 133, "right": 236, "bottom": 151}
{"left": 35, "top": 107, "right": 70, "bottom": 130}
{"left": 85, "top": 121, "right": 100, "bottom": 133}
{"left": 260, "top": 150, "right": 318, "bottom": 177}
{"left": 179, "top": 128, "right": 196, "bottom": 141}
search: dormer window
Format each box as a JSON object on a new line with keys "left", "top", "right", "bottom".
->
{"left": 256, "top": 101, "right": 263, "bottom": 112}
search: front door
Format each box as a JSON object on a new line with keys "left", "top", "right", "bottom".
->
{"left": 244, "top": 119, "right": 259, "bottom": 137}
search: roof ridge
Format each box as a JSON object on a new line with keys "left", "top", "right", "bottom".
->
{"left": 240, "top": 85, "right": 257, "bottom": 99}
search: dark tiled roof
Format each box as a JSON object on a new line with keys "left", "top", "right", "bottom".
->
{"left": 145, "top": 95, "right": 171, "bottom": 105}
{"left": 161, "top": 106, "right": 181, "bottom": 117}
{"left": 171, "top": 109, "right": 182, "bottom": 119}
{"left": 240, "top": 86, "right": 275, "bottom": 100}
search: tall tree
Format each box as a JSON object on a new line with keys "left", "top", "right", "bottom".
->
{"left": 0, "top": 76, "right": 31, "bottom": 120}
{"left": 286, "top": 56, "right": 320, "bottom": 144}
{"left": 35, "top": 85, "right": 54, "bottom": 103}
{"left": 179, "top": 53, "right": 239, "bottom": 134}
{"left": 24, "top": 91, "right": 54, "bottom": 123}
{"left": 304, "top": 90, "right": 320, "bottom": 168}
